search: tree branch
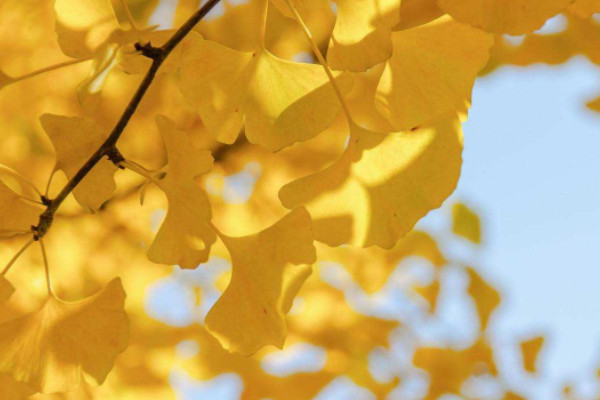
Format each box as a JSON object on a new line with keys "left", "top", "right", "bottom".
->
{"left": 32, "top": 0, "right": 222, "bottom": 240}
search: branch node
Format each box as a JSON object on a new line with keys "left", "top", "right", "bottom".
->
{"left": 32, "top": 210, "right": 54, "bottom": 241}
{"left": 40, "top": 195, "right": 52, "bottom": 206}
{"left": 134, "top": 41, "right": 164, "bottom": 60}
{"left": 106, "top": 146, "right": 126, "bottom": 168}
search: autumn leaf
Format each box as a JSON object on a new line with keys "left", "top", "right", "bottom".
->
{"left": 437, "top": 0, "right": 573, "bottom": 35}
{"left": 0, "top": 276, "right": 14, "bottom": 303}
{"left": 0, "top": 181, "right": 41, "bottom": 237}
{"left": 327, "top": 0, "right": 401, "bottom": 72}
{"left": 178, "top": 34, "right": 353, "bottom": 151}
{"left": 0, "top": 374, "right": 36, "bottom": 400}
{"left": 0, "top": 278, "right": 129, "bottom": 394}
{"left": 40, "top": 114, "right": 118, "bottom": 211}
{"left": 376, "top": 15, "right": 493, "bottom": 131}
{"left": 467, "top": 267, "right": 501, "bottom": 330}
{"left": 521, "top": 336, "right": 545, "bottom": 373}
{"left": 280, "top": 117, "right": 463, "bottom": 248}
{"left": 569, "top": 0, "right": 600, "bottom": 18}
{"left": 205, "top": 207, "right": 316, "bottom": 355}
{"left": 147, "top": 116, "right": 217, "bottom": 269}
{"left": 452, "top": 202, "right": 482, "bottom": 244}
{"left": 54, "top": 0, "right": 121, "bottom": 58}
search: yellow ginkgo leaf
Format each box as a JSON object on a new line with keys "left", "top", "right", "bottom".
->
{"left": 40, "top": 114, "right": 117, "bottom": 211}
{"left": 77, "top": 42, "right": 121, "bottom": 112}
{"left": 376, "top": 16, "right": 493, "bottom": 131}
{"left": 327, "top": 0, "right": 401, "bottom": 72}
{"left": 147, "top": 116, "right": 216, "bottom": 269}
{"left": 467, "top": 267, "right": 501, "bottom": 330}
{"left": 396, "top": 0, "right": 444, "bottom": 30}
{"left": 205, "top": 208, "right": 316, "bottom": 355}
{"left": 0, "top": 278, "right": 129, "bottom": 394}
{"left": 520, "top": 336, "right": 544, "bottom": 373}
{"left": 0, "top": 181, "right": 41, "bottom": 237}
{"left": 452, "top": 202, "right": 482, "bottom": 244}
{"left": 569, "top": 0, "right": 600, "bottom": 18}
{"left": 0, "top": 69, "right": 15, "bottom": 91}
{"left": 179, "top": 35, "right": 353, "bottom": 151}
{"left": 54, "top": 0, "right": 121, "bottom": 58}
{"left": 0, "top": 276, "right": 14, "bottom": 303}
{"left": 0, "top": 374, "right": 36, "bottom": 400}
{"left": 279, "top": 117, "right": 463, "bottom": 249}
{"left": 437, "top": 0, "right": 573, "bottom": 35}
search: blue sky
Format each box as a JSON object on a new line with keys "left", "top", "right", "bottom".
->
{"left": 449, "top": 56, "right": 600, "bottom": 398}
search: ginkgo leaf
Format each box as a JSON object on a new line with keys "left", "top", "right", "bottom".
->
{"left": 54, "top": 0, "right": 121, "bottom": 58}
{"left": 396, "top": 0, "right": 444, "bottom": 30}
{"left": 569, "top": 0, "right": 600, "bottom": 18}
{"left": 40, "top": 114, "right": 117, "bottom": 211}
{"left": 179, "top": 35, "right": 353, "bottom": 151}
{"left": 520, "top": 336, "right": 544, "bottom": 373}
{"left": 0, "top": 278, "right": 129, "bottom": 394}
{"left": 467, "top": 267, "right": 501, "bottom": 330}
{"left": 77, "top": 42, "right": 121, "bottom": 112}
{"left": 279, "top": 117, "right": 463, "bottom": 249}
{"left": 0, "top": 276, "right": 15, "bottom": 303}
{"left": 147, "top": 116, "right": 217, "bottom": 269}
{"left": 452, "top": 202, "right": 482, "bottom": 244}
{"left": 0, "top": 69, "right": 15, "bottom": 91}
{"left": 0, "top": 374, "right": 36, "bottom": 400}
{"left": 205, "top": 208, "right": 316, "bottom": 355}
{"left": 0, "top": 181, "right": 41, "bottom": 237}
{"left": 437, "top": 0, "right": 573, "bottom": 35}
{"left": 376, "top": 16, "right": 493, "bottom": 131}
{"left": 327, "top": 0, "right": 401, "bottom": 72}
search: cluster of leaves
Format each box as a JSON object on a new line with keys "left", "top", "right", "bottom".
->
{"left": 0, "top": 0, "right": 599, "bottom": 398}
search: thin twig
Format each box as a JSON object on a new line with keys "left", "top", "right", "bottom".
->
{"left": 32, "top": 0, "right": 223, "bottom": 240}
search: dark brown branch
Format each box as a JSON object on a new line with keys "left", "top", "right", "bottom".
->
{"left": 32, "top": 0, "right": 222, "bottom": 240}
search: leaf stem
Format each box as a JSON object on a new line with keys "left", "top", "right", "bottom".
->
{"left": 9, "top": 58, "right": 91, "bottom": 86}
{"left": 32, "top": 0, "right": 223, "bottom": 240}
{"left": 282, "top": 0, "right": 355, "bottom": 125}
{"left": 119, "top": 0, "right": 139, "bottom": 30}
{"left": 2, "top": 237, "right": 34, "bottom": 275}
{"left": 39, "top": 239, "right": 54, "bottom": 297}
{"left": 120, "top": 159, "right": 161, "bottom": 183}
{"left": 0, "top": 163, "right": 42, "bottom": 197}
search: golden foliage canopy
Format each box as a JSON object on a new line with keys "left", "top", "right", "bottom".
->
{"left": 0, "top": 0, "right": 597, "bottom": 398}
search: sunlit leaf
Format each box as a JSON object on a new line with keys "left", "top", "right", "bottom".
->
{"left": 437, "top": 0, "right": 573, "bottom": 34}
{"left": 376, "top": 16, "right": 493, "bottom": 131}
{"left": 179, "top": 35, "right": 353, "bottom": 150}
{"left": 280, "top": 117, "right": 463, "bottom": 248}
{"left": 205, "top": 208, "right": 316, "bottom": 355}
{"left": 147, "top": 116, "right": 217, "bottom": 269}
{"left": 0, "top": 278, "right": 129, "bottom": 393}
